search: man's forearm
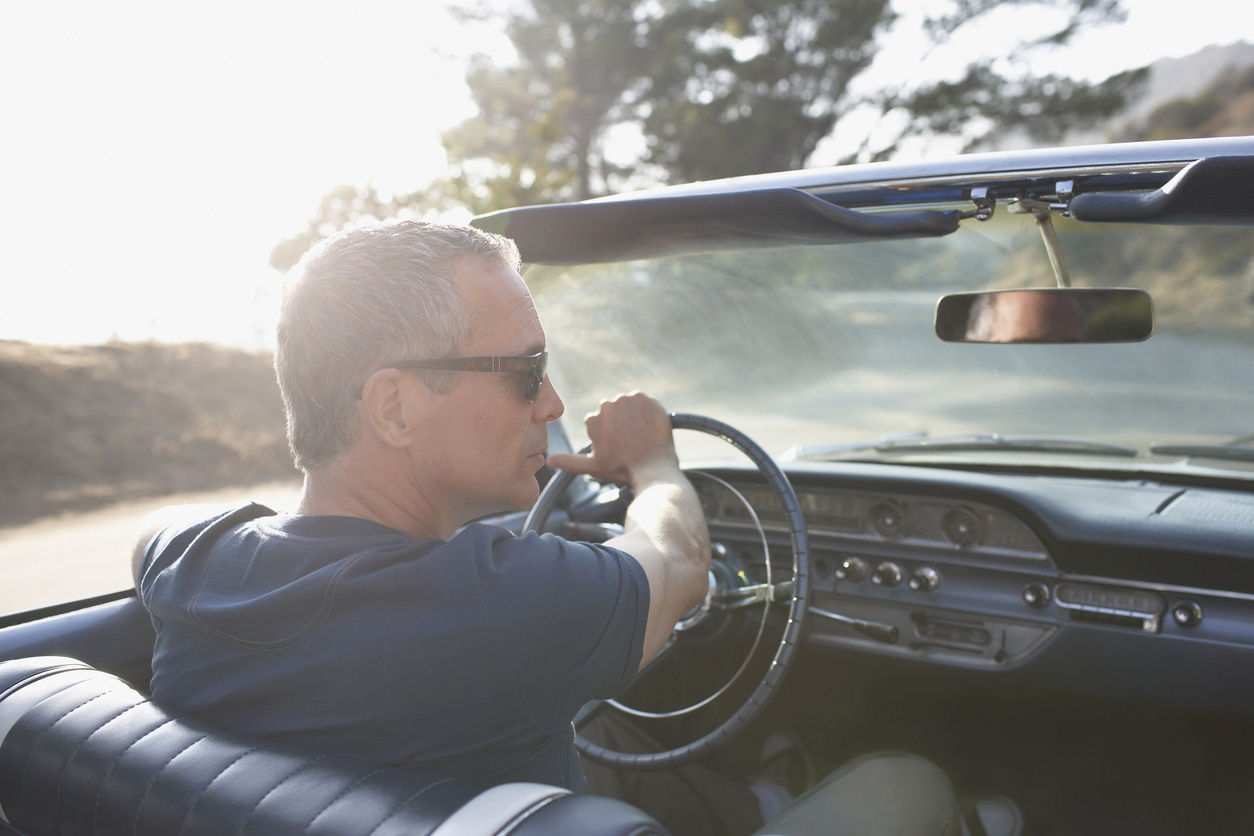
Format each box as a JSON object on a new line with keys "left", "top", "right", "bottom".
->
{"left": 625, "top": 480, "right": 709, "bottom": 580}
{"left": 613, "top": 464, "right": 711, "bottom": 664}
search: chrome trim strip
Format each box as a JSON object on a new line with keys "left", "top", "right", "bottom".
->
{"left": 709, "top": 518, "right": 1050, "bottom": 563}
{"left": 1058, "top": 573, "right": 1254, "bottom": 605}
{"left": 585, "top": 137, "right": 1254, "bottom": 202}
{"left": 800, "top": 161, "right": 1190, "bottom": 201}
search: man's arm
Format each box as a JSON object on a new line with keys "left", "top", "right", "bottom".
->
{"left": 545, "top": 392, "right": 710, "bottom": 667}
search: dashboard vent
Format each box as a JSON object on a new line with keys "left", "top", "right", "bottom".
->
{"left": 1159, "top": 490, "right": 1254, "bottom": 528}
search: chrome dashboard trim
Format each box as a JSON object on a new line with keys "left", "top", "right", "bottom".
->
{"left": 1057, "top": 573, "right": 1254, "bottom": 605}
{"left": 707, "top": 514, "right": 1050, "bottom": 563}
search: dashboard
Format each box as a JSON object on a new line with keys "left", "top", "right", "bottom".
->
{"left": 690, "top": 461, "right": 1254, "bottom": 719}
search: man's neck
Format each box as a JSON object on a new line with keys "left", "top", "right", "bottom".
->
{"left": 297, "top": 458, "right": 452, "bottom": 541}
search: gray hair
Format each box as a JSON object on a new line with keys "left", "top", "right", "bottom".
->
{"left": 275, "top": 220, "right": 521, "bottom": 470}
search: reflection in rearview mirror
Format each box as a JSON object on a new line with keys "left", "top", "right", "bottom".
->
{"left": 935, "top": 288, "right": 1155, "bottom": 344}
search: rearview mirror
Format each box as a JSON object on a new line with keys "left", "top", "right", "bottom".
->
{"left": 935, "top": 288, "right": 1154, "bottom": 344}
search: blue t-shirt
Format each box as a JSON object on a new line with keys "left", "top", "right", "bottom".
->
{"left": 138, "top": 503, "right": 650, "bottom": 790}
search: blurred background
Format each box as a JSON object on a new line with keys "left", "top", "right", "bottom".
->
{"left": 0, "top": 0, "right": 1251, "bottom": 611}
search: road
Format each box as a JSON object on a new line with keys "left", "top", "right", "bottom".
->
{"left": 0, "top": 481, "right": 303, "bottom": 617}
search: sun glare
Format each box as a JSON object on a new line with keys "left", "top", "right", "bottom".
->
{"left": 0, "top": 0, "right": 1245, "bottom": 349}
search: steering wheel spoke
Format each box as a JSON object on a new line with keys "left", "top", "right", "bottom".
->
{"left": 710, "top": 579, "right": 796, "bottom": 610}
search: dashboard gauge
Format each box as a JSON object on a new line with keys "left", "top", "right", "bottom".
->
{"left": 868, "top": 501, "right": 908, "bottom": 539}
{"left": 941, "top": 507, "right": 983, "bottom": 547}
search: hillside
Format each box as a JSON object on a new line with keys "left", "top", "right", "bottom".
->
{"left": 0, "top": 341, "right": 298, "bottom": 527}
{"left": 1115, "top": 62, "right": 1254, "bottom": 141}
{"left": 981, "top": 41, "right": 1254, "bottom": 151}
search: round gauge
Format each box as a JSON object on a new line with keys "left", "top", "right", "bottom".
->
{"left": 941, "top": 507, "right": 982, "bottom": 547}
{"left": 868, "top": 501, "right": 907, "bottom": 539}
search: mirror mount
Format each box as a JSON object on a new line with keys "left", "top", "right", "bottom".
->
{"left": 1009, "top": 195, "right": 1072, "bottom": 288}
{"left": 960, "top": 186, "right": 997, "bottom": 222}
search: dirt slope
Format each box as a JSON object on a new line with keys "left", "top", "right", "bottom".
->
{"left": 0, "top": 341, "right": 299, "bottom": 527}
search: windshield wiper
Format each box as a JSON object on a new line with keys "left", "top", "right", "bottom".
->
{"left": 782, "top": 433, "right": 1138, "bottom": 461}
{"left": 1150, "top": 445, "right": 1254, "bottom": 463}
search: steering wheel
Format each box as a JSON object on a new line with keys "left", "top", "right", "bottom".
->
{"left": 523, "top": 413, "right": 810, "bottom": 771}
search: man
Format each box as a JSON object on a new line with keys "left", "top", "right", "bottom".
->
{"left": 133, "top": 221, "right": 974, "bottom": 835}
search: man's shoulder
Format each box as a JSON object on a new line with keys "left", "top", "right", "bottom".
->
{"left": 135, "top": 502, "right": 277, "bottom": 591}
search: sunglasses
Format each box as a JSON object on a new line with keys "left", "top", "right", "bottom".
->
{"left": 358, "top": 351, "right": 549, "bottom": 402}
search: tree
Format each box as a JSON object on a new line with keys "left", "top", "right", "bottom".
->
{"left": 640, "top": 0, "right": 896, "bottom": 182}
{"left": 872, "top": 64, "right": 1149, "bottom": 159}
{"left": 442, "top": 0, "right": 650, "bottom": 213}
{"left": 275, "top": 0, "right": 1148, "bottom": 265}
{"left": 446, "top": 0, "right": 1142, "bottom": 200}
{"left": 644, "top": 0, "right": 1140, "bottom": 175}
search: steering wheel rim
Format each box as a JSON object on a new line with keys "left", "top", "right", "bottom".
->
{"left": 524, "top": 413, "right": 810, "bottom": 772}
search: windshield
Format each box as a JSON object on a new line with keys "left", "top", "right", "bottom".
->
{"left": 528, "top": 210, "right": 1254, "bottom": 476}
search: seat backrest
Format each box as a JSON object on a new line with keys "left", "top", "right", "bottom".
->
{"left": 0, "top": 657, "right": 668, "bottom": 836}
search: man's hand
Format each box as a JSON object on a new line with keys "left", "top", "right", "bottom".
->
{"left": 547, "top": 392, "right": 711, "bottom": 668}
{"left": 546, "top": 391, "right": 677, "bottom": 485}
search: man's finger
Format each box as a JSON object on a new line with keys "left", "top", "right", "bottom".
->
{"left": 545, "top": 452, "right": 598, "bottom": 474}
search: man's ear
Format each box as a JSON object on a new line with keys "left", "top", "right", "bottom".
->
{"left": 359, "top": 369, "right": 423, "bottom": 448}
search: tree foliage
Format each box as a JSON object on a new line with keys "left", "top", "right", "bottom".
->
{"left": 876, "top": 64, "right": 1149, "bottom": 157}
{"left": 443, "top": 0, "right": 649, "bottom": 212}
{"left": 446, "top": 0, "right": 1141, "bottom": 203}
{"left": 275, "top": 0, "right": 1150, "bottom": 266}
{"left": 642, "top": 0, "right": 896, "bottom": 182}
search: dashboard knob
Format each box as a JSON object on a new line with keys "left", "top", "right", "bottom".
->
{"left": 1022, "top": 582, "right": 1051, "bottom": 607}
{"left": 1171, "top": 600, "right": 1202, "bottom": 628}
{"left": 870, "top": 561, "right": 903, "bottom": 587}
{"left": 908, "top": 567, "right": 941, "bottom": 592}
{"left": 835, "top": 557, "right": 868, "bottom": 582}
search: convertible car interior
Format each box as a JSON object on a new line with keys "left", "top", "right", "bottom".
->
{"left": 3, "top": 136, "right": 1253, "bottom": 835}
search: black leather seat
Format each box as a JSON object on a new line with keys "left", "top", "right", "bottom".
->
{"left": 0, "top": 657, "right": 669, "bottom": 836}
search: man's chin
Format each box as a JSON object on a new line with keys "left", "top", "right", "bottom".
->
{"left": 517, "top": 479, "right": 542, "bottom": 511}
{"left": 499, "top": 478, "right": 542, "bottom": 516}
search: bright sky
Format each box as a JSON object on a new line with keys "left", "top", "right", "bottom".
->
{"left": 1, "top": 0, "right": 1250, "bottom": 349}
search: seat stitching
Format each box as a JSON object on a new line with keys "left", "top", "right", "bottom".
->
{"left": 18, "top": 686, "right": 114, "bottom": 814}
{"left": 72, "top": 700, "right": 150, "bottom": 829}
{"left": 53, "top": 696, "right": 146, "bottom": 829}
{"left": 301, "top": 767, "right": 391, "bottom": 835}
{"left": 0, "top": 664, "right": 92, "bottom": 703}
{"left": 364, "top": 778, "right": 453, "bottom": 836}
{"left": 89, "top": 717, "right": 176, "bottom": 834}
{"left": 238, "top": 754, "right": 329, "bottom": 826}
{"left": 130, "top": 729, "right": 213, "bottom": 836}
{"left": 175, "top": 742, "right": 271, "bottom": 836}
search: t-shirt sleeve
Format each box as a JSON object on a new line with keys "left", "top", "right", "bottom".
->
{"left": 138, "top": 503, "right": 278, "bottom": 608}
{"left": 473, "top": 527, "right": 651, "bottom": 734}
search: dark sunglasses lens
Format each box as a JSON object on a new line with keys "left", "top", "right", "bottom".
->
{"left": 525, "top": 353, "right": 547, "bottom": 401}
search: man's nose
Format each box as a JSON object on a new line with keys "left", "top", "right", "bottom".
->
{"left": 534, "top": 375, "right": 564, "bottom": 423}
